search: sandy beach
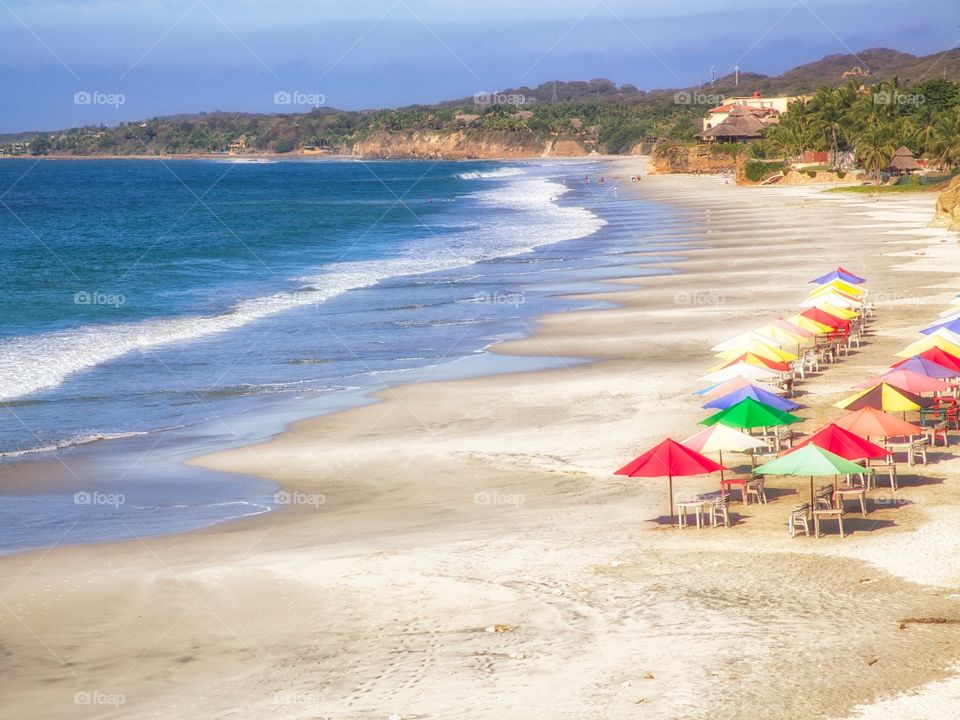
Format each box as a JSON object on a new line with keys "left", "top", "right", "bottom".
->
{"left": 4, "top": 160, "right": 960, "bottom": 719}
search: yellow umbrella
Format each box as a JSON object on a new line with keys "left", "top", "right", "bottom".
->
{"left": 809, "top": 278, "right": 864, "bottom": 298}
{"left": 708, "top": 352, "right": 791, "bottom": 373}
{"left": 715, "top": 340, "right": 798, "bottom": 363}
{"left": 755, "top": 323, "right": 814, "bottom": 346}
{"left": 834, "top": 382, "right": 932, "bottom": 413}
{"left": 895, "top": 335, "right": 960, "bottom": 359}
{"left": 787, "top": 313, "right": 833, "bottom": 334}
{"left": 816, "top": 302, "right": 859, "bottom": 319}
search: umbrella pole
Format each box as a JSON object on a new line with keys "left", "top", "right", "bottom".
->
{"left": 668, "top": 475, "right": 675, "bottom": 528}
{"left": 719, "top": 450, "right": 725, "bottom": 483}
{"left": 809, "top": 475, "right": 815, "bottom": 506}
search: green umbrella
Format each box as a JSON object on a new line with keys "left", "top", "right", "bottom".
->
{"left": 700, "top": 397, "right": 802, "bottom": 430}
{"left": 754, "top": 444, "right": 868, "bottom": 505}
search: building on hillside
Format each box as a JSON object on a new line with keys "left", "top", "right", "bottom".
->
{"left": 701, "top": 93, "right": 798, "bottom": 133}
{"left": 228, "top": 136, "right": 247, "bottom": 153}
{"left": 696, "top": 104, "right": 767, "bottom": 143}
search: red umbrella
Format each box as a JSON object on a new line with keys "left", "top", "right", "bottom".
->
{"left": 791, "top": 423, "right": 888, "bottom": 460}
{"left": 893, "top": 347, "right": 960, "bottom": 374}
{"left": 801, "top": 307, "right": 850, "bottom": 330}
{"left": 615, "top": 438, "right": 726, "bottom": 526}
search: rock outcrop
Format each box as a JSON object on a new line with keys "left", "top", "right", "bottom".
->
{"left": 350, "top": 131, "right": 588, "bottom": 160}
{"left": 649, "top": 144, "right": 738, "bottom": 175}
{"left": 933, "top": 175, "right": 960, "bottom": 231}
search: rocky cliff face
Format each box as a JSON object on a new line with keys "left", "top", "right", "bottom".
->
{"left": 933, "top": 175, "right": 960, "bottom": 232}
{"left": 350, "top": 131, "right": 588, "bottom": 160}
{"left": 649, "top": 145, "right": 738, "bottom": 175}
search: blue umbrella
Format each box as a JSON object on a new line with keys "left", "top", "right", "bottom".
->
{"left": 702, "top": 385, "right": 800, "bottom": 412}
{"left": 891, "top": 356, "right": 958, "bottom": 379}
{"left": 810, "top": 267, "right": 866, "bottom": 285}
{"left": 920, "top": 318, "right": 960, "bottom": 336}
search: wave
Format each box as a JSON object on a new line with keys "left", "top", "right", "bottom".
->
{"left": 0, "top": 429, "right": 158, "bottom": 458}
{"left": 456, "top": 167, "right": 525, "bottom": 179}
{"left": 0, "top": 171, "right": 604, "bottom": 402}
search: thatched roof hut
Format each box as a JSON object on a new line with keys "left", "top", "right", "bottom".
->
{"left": 697, "top": 105, "right": 765, "bottom": 143}
{"left": 887, "top": 146, "right": 921, "bottom": 174}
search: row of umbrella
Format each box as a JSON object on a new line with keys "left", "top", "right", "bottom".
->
{"left": 616, "top": 267, "right": 885, "bottom": 524}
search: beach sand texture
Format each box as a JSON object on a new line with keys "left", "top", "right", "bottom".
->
{"left": 4, "top": 162, "right": 960, "bottom": 719}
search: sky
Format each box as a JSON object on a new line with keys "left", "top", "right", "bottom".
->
{"left": 1, "top": 0, "right": 958, "bottom": 132}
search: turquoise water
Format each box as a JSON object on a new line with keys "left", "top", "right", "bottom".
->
{"left": 0, "top": 158, "right": 684, "bottom": 553}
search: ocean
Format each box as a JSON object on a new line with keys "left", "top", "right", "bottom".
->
{"left": 0, "top": 158, "right": 685, "bottom": 553}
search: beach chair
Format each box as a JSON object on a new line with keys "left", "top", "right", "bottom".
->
{"left": 746, "top": 475, "right": 767, "bottom": 505}
{"left": 814, "top": 485, "right": 834, "bottom": 510}
{"left": 708, "top": 493, "right": 732, "bottom": 528}
{"left": 791, "top": 358, "right": 806, "bottom": 381}
{"left": 788, "top": 504, "right": 811, "bottom": 537}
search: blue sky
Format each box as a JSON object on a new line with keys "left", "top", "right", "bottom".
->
{"left": 1, "top": 0, "right": 958, "bottom": 131}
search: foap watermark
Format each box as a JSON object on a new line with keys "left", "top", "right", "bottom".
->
{"left": 674, "top": 290, "right": 725, "bottom": 307}
{"left": 74, "top": 491, "right": 125, "bottom": 508}
{"left": 873, "top": 90, "right": 925, "bottom": 108}
{"left": 73, "top": 90, "right": 125, "bottom": 108}
{"left": 473, "top": 290, "right": 525, "bottom": 307}
{"left": 474, "top": 490, "right": 525, "bottom": 508}
{"left": 673, "top": 91, "right": 724, "bottom": 106}
{"left": 474, "top": 91, "right": 529, "bottom": 107}
{"left": 873, "top": 493, "right": 911, "bottom": 508}
{"left": 273, "top": 690, "right": 326, "bottom": 711}
{"left": 273, "top": 90, "right": 326, "bottom": 108}
{"left": 74, "top": 290, "right": 125, "bottom": 308}
{"left": 73, "top": 691, "right": 125, "bottom": 708}
{"left": 274, "top": 490, "right": 326, "bottom": 508}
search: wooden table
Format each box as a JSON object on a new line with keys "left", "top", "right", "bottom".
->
{"left": 833, "top": 487, "right": 867, "bottom": 517}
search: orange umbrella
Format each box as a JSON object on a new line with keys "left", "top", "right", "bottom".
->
{"left": 833, "top": 407, "right": 924, "bottom": 440}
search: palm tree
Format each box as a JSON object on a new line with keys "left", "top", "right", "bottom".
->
{"left": 930, "top": 109, "right": 960, "bottom": 170}
{"left": 855, "top": 124, "right": 896, "bottom": 182}
{"left": 811, "top": 90, "right": 847, "bottom": 167}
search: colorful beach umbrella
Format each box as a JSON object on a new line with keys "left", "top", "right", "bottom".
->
{"left": 711, "top": 353, "right": 792, "bottom": 373}
{"left": 833, "top": 406, "right": 924, "bottom": 439}
{"left": 894, "top": 347, "right": 960, "bottom": 374}
{"left": 772, "top": 317, "right": 814, "bottom": 338}
{"left": 895, "top": 335, "right": 960, "bottom": 359}
{"left": 852, "top": 368, "right": 951, "bottom": 394}
{"left": 792, "top": 423, "right": 889, "bottom": 461}
{"left": 920, "top": 327, "right": 960, "bottom": 347}
{"left": 711, "top": 331, "right": 783, "bottom": 353}
{"left": 700, "top": 397, "right": 802, "bottom": 429}
{"left": 681, "top": 425, "right": 771, "bottom": 481}
{"left": 701, "top": 363, "right": 783, "bottom": 385}
{"left": 809, "top": 278, "right": 865, "bottom": 297}
{"left": 755, "top": 444, "right": 870, "bottom": 505}
{"left": 920, "top": 318, "right": 960, "bottom": 336}
{"left": 787, "top": 313, "right": 833, "bottom": 334}
{"left": 614, "top": 438, "right": 726, "bottom": 526}
{"left": 702, "top": 385, "right": 800, "bottom": 413}
{"left": 755, "top": 322, "right": 814, "bottom": 348}
{"left": 799, "top": 294, "right": 861, "bottom": 312}
{"left": 694, "top": 376, "right": 785, "bottom": 398}
{"left": 801, "top": 307, "right": 850, "bottom": 330}
{"left": 715, "top": 341, "right": 797, "bottom": 363}
{"left": 810, "top": 267, "right": 866, "bottom": 285}
{"left": 834, "top": 383, "right": 933, "bottom": 412}
{"left": 890, "top": 356, "right": 958, "bottom": 379}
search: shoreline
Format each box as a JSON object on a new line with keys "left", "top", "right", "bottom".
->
{"left": 5, "top": 161, "right": 960, "bottom": 718}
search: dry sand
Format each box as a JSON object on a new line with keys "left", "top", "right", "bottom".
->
{"left": 3, "top": 161, "right": 960, "bottom": 719}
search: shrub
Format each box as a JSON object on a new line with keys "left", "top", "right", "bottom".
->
{"left": 744, "top": 160, "right": 783, "bottom": 182}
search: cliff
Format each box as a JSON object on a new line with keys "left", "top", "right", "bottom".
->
{"left": 350, "top": 131, "right": 589, "bottom": 160}
{"left": 648, "top": 144, "right": 739, "bottom": 175}
{"left": 933, "top": 175, "right": 960, "bottom": 232}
